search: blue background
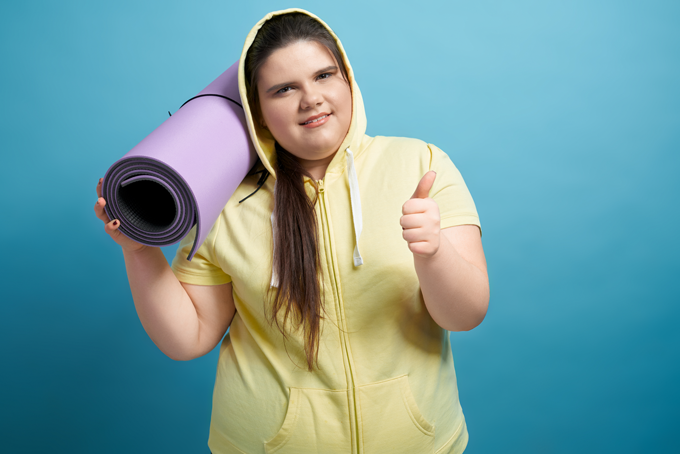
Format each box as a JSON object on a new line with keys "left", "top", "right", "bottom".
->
{"left": 1, "top": 0, "right": 678, "bottom": 452}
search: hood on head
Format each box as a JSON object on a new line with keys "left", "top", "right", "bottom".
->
{"left": 237, "top": 8, "right": 367, "bottom": 179}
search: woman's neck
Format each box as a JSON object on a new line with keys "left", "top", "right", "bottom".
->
{"left": 297, "top": 151, "right": 337, "bottom": 181}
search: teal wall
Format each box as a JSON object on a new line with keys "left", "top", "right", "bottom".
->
{"left": 1, "top": 1, "right": 678, "bottom": 452}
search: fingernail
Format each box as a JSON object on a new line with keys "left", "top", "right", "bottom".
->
{"left": 112, "top": 220, "right": 118, "bottom": 226}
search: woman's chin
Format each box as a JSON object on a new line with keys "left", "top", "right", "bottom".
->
{"left": 292, "top": 145, "right": 339, "bottom": 164}
{"left": 285, "top": 137, "right": 342, "bottom": 160}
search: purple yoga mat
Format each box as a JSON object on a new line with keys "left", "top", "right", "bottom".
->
{"left": 101, "top": 60, "right": 257, "bottom": 260}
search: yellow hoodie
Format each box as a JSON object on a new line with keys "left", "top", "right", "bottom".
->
{"left": 171, "top": 8, "right": 481, "bottom": 454}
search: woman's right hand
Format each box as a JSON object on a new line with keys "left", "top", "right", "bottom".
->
{"left": 94, "top": 177, "right": 147, "bottom": 253}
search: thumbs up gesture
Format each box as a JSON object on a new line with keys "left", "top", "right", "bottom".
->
{"left": 401, "top": 171, "right": 440, "bottom": 258}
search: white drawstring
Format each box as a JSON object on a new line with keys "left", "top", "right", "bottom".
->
{"left": 345, "top": 147, "right": 364, "bottom": 266}
{"left": 270, "top": 211, "right": 279, "bottom": 287}
{"left": 270, "top": 181, "right": 279, "bottom": 287}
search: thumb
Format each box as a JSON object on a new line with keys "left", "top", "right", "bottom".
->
{"left": 411, "top": 171, "right": 436, "bottom": 199}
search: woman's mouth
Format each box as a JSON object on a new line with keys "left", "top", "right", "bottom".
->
{"left": 301, "top": 113, "right": 331, "bottom": 128}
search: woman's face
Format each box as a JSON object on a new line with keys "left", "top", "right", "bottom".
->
{"left": 256, "top": 40, "right": 352, "bottom": 168}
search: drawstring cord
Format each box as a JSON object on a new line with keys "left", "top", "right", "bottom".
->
{"left": 239, "top": 168, "right": 270, "bottom": 203}
{"left": 168, "top": 93, "right": 243, "bottom": 117}
{"left": 270, "top": 147, "right": 364, "bottom": 287}
{"left": 270, "top": 210, "right": 279, "bottom": 287}
{"left": 270, "top": 180, "right": 279, "bottom": 287}
{"left": 345, "top": 147, "right": 364, "bottom": 266}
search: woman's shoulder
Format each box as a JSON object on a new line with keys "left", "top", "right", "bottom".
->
{"left": 360, "top": 134, "right": 441, "bottom": 163}
{"left": 365, "top": 134, "right": 429, "bottom": 149}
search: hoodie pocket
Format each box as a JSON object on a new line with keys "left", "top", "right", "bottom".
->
{"left": 357, "top": 374, "right": 435, "bottom": 454}
{"left": 264, "top": 387, "right": 352, "bottom": 454}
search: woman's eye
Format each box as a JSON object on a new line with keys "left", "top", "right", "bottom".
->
{"left": 317, "top": 73, "right": 331, "bottom": 80}
{"left": 276, "top": 86, "right": 292, "bottom": 94}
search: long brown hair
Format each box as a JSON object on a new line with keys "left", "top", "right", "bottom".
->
{"left": 244, "top": 13, "right": 349, "bottom": 371}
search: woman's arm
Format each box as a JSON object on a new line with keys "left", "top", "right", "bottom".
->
{"left": 95, "top": 178, "right": 235, "bottom": 360}
{"left": 122, "top": 247, "right": 236, "bottom": 360}
{"left": 413, "top": 225, "right": 488, "bottom": 331}
{"left": 401, "top": 171, "right": 489, "bottom": 331}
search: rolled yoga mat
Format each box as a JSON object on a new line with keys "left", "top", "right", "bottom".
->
{"left": 101, "top": 60, "right": 257, "bottom": 260}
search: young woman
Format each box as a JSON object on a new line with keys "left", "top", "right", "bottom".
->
{"left": 94, "top": 8, "right": 488, "bottom": 454}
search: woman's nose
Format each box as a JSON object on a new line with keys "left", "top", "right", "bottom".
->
{"left": 300, "top": 88, "right": 323, "bottom": 109}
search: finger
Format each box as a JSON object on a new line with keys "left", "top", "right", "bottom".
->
{"left": 402, "top": 228, "right": 425, "bottom": 243}
{"left": 411, "top": 171, "right": 436, "bottom": 199}
{"left": 400, "top": 213, "right": 423, "bottom": 230}
{"left": 104, "top": 218, "right": 121, "bottom": 237}
{"left": 96, "top": 177, "right": 103, "bottom": 198}
{"left": 408, "top": 241, "right": 434, "bottom": 257}
{"left": 94, "top": 197, "right": 111, "bottom": 223}
{"left": 402, "top": 198, "right": 431, "bottom": 215}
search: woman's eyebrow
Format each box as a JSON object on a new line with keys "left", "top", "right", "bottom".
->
{"left": 265, "top": 66, "right": 339, "bottom": 93}
{"left": 314, "top": 65, "right": 338, "bottom": 75}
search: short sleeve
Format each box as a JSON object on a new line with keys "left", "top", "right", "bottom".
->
{"left": 428, "top": 143, "right": 482, "bottom": 236}
{"left": 170, "top": 218, "right": 232, "bottom": 285}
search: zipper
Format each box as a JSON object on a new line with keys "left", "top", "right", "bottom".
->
{"left": 316, "top": 178, "right": 361, "bottom": 454}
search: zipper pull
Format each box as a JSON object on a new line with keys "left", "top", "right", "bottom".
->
{"left": 317, "top": 179, "right": 325, "bottom": 193}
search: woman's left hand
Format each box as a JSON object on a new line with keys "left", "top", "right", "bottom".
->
{"left": 400, "top": 171, "right": 440, "bottom": 258}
